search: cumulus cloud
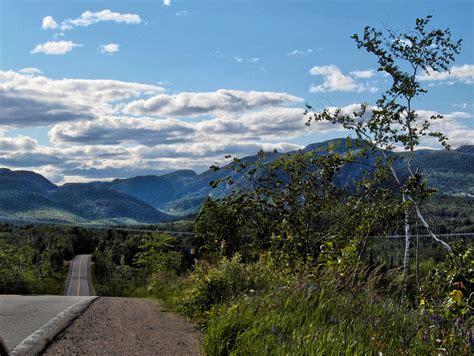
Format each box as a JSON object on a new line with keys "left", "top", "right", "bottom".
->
{"left": 309, "top": 65, "right": 378, "bottom": 93}
{"left": 416, "top": 110, "right": 474, "bottom": 147}
{"left": 50, "top": 117, "right": 196, "bottom": 145}
{"left": 98, "top": 43, "right": 120, "bottom": 55}
{"left": 18, "top": 67, "right": 42, "bottom": 75}
{"left": 0, "top": 136, "right": 62, "bottom": 167}
{"left": 164, "top": 0, "right": 172, "bottom": 6}
{"left": 123, "top": 89, "right": 302, "bottom": 117}
{"left": 418, "top": 64, "right": 474, "bottom": 85}
{"left": 0, "top": 70, "right": 164, "bottom": 127}
{"left": 0, "top": 136, "right": 39, "bottom": 151}
{"left": 31, "top": 41, "right": 82, "bottom": 55}
{"left": 50, "top": 106, "right": 344, "bottom": 149}
{"left": 42, "top": 15, "right": 58, "bottom": 30}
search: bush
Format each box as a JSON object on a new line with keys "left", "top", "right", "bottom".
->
{"left": 175, "top": 254, "right": 292, "bottom": 325}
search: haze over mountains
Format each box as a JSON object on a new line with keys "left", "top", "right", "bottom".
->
{"left": 1, "top": 139, "right": 473, "bottom": 225}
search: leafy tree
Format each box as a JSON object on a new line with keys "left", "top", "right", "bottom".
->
{"left": 134, "top": 232, "right": 182, "bottom": 273}
{"left": 305, "top": 15, "right": 462, "bottom": 291}
{"left": 201, "top": 143, "right": 399, "bottom": 269}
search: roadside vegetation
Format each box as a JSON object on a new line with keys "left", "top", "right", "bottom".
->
{"left": 0, "top": 224, "right": 96, "bottom": 294}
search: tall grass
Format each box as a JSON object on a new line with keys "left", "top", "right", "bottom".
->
{"left": 203, "top": 284, "right": 472, "bottom": 355}
{"left": 166, "top": 257, "right": 472, "bottom": 354}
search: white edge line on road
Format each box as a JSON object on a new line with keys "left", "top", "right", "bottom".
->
{"left": 10, "top": 296, "right": 98, "bottom": 356}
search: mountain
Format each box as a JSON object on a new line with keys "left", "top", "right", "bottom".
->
{"left": 0, "top": 168, "right": 172, "bottom": 225}
{"left": 455, "top": 145, "right": 474, "bottom": 154}
{"left": 98, "top": 170, "right": 198, "bottom": 208}
{"left": 78, "top": 139, "right": 474, "bottom": 216}
{"left": 0, "top": 139, "right": 473, "bottom": 224}
{"left": 0, "top": 168, "right": 57, "bottom": 192}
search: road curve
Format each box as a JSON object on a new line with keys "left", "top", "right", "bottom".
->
{"left": 66, "top": 254, "right": 93, "bottom": 296}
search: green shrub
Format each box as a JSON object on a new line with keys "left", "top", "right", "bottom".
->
{"left": 175, "top": 254, "right": 292, "bottom": 325}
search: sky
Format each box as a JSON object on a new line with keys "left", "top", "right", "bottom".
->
{"left": 0, "top": 0, "right": 473, "bottom": 184}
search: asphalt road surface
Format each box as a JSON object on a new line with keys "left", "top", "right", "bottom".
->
{"left": 0, "top": 254, "right": 95, "bottom": 352}
{"left": 0, "top": 295, "right": 91, "bottom": 351}
{"left": 66, "top": 254, "right": 92, "bottom": 296}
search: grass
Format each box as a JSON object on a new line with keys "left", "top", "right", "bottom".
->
{"left": 203, "top": 284, "right": 472, "bottom": 355}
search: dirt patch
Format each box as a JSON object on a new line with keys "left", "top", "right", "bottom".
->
{"left": 43, "top": 297, "right": 201, "bottom": 355}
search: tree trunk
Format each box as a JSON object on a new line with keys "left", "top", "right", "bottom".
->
{"left": 402, "top": 193, "right": 411, "bottom": 295}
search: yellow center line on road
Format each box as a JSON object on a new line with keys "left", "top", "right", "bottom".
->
{"left": 76, "top": 255, "right": 85, "bottom": 296}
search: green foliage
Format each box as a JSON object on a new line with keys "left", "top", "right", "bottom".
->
{"left": 203, "top": 278, "right": 472, "bottom": 355}
{"left": 175, "top": 254, "right": 291, "bottom": 326}
{"left": 194, "top": 198, "right": 241, "bottom": 261}
{"left": 135, "top": 232, "right": 182, "bottom": 273}
{"left": 0, "top": 224, "right": 87, "bottom": 294}
{"left": 421, "top": 243, "right": 474, "bottom": 318}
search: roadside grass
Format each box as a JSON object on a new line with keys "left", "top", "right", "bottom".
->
{"left": 159, "top": 256, "right": 473, "bottom": 355}
{"left": 202, "top": 284, "right": 472, "bottom": 355}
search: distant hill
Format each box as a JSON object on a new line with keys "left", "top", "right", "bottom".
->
{"left": 455, "top": 145, "right": 474, "bottom": 155}
{"left": 0, "top": 168, "right": 172, "bottom": 225}
{"left": 101, "top": 139, "right": 473, "bottom": 215}
{"left": 0, "top": 139, "right": 472, "bottom": 223}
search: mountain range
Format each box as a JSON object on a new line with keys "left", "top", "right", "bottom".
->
{"left": 1, "top": 139, "right": 473, "bottom": 225}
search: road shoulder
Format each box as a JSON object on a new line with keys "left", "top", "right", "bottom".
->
{"left": 43, "top": 297, "right": 201, "bottom": 355}
{"left": 10, "top": 297, "right": 97, "bottom": 356}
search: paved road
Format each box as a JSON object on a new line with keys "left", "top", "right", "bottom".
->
{"left": 66, "top": 254, "right": 92, "bottom": 296}
{"left": 0, "top": 254, "right": 95, "bottom": 352}
{"left": 0, "top": 295, "right": 91, "bottom": 351}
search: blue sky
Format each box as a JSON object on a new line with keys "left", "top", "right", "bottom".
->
{"left": 0, "top": 0, "right": 473, "bottom": 183}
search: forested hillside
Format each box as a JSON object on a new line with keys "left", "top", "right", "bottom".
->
{"left": 0, "top": 169, "right": 172, "bottom": 224}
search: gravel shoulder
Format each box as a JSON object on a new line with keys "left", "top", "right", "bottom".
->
{"left": 43, "top": 297, "right": 201, "bottom": 355}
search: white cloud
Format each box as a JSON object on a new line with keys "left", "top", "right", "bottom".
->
{"left": 176, "top": 10, "right": 188, "bottom": 16}
{"left": 42, "top": 16, "right": 58, "bottom": 30}
{"left": 418, "top": 64, "right": 474, "bottom": 85}
{"left": 123, "top": 89, "right": 303, "bottom": 117}
{"left": 50, "top": 117, "right": 196, "bottom": 146}
{"left": 350, "top": 70, "right": 375, "bottom": 79}
{"left": 287, "top": 48, "right": 313, "bottom": 57}
{"left": 415, "top": 110, "right": 474, "bottom": 148}
{"left": 0, "top": 135, "right": 40, "bottom": 151}
{"left": 0, "top": 70, "right": 164, "bottom": 127}
{"left": 164, "top": 0, "right": 172, "bottom": 6}
{"left": 18, "top": 67, "right": 42, "bottom": 75}
{"left": 51, "top": 106, "right": 344, "bottom": 149}
{"left": 98, "top": 43, "right": 120, "bottom": 55}
{"left": 59, "top": 9, "right": 141, "bottom": 31}
{"left": 309, "top": 65, "right": 378, "bottom": 93}
{"left": 30, "top": 41, "right": 82, "bottom": 55}
{"left": 234, "top": 56, "right": 243, "bottom": 63}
